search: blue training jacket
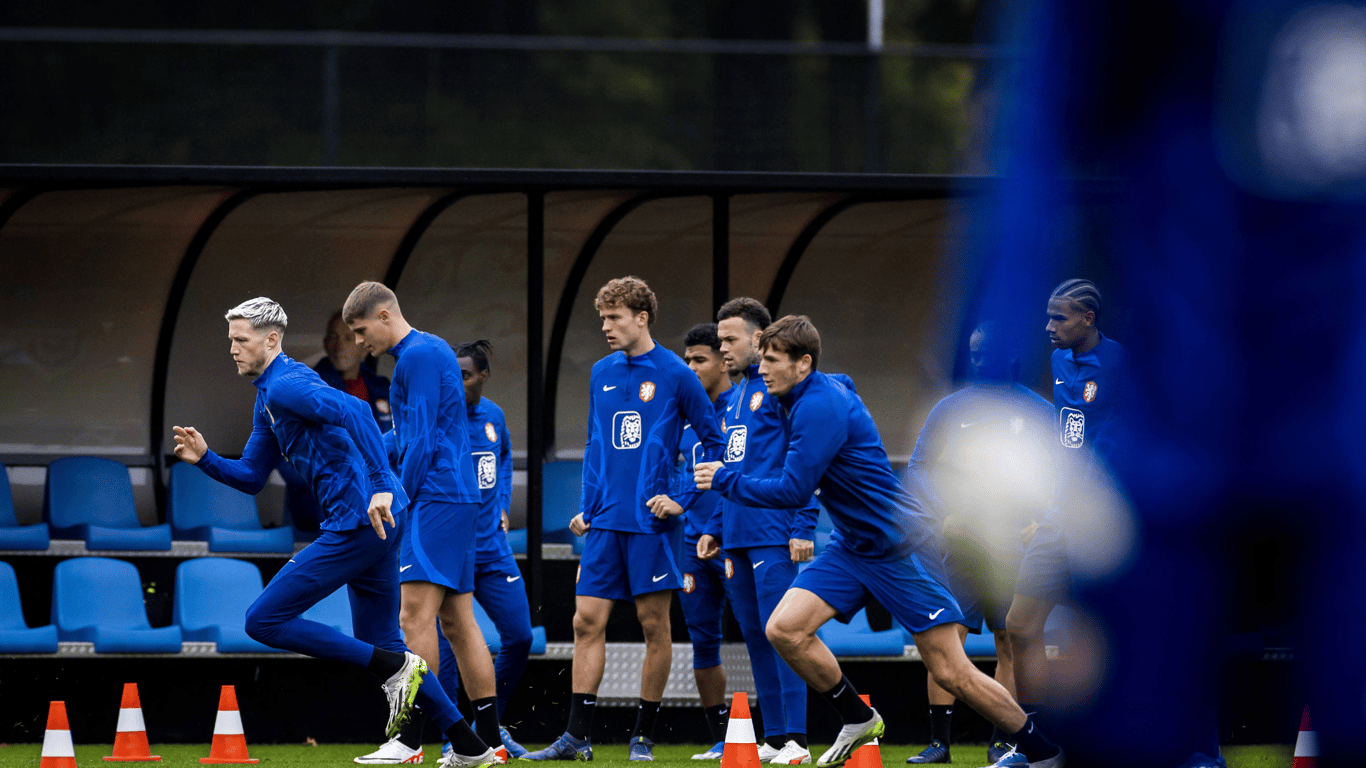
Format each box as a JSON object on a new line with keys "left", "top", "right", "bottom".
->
{"left": 1052, "top": 333, "right": 1129, "bottom": 463}
{"left": 582, "top": 343, "right": 726, "bottom": 534}
{"left": 196, "top": 353, "right": 405, "bottom": 532}
{"left": 467, "top": 396, "right": 514, "bottom": 563}
{"left": 388, "top": 329, "right": 480, "bottom": 505}
{"left": 675, "top": 390, "right": 730, "bottom": 546}
{"left": 711, "top": 370, "right": 933, "bottom": 561}
{"left": 705, "top": 364, "right": 819, "bottom": 549}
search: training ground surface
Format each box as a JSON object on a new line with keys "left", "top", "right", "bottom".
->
{"left": 0, "top": 743, "right": 1294, "bottom": 767}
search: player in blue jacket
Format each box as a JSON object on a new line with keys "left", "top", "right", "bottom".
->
{"left": 696, "top": 316, "right": 1062, "bottom": 768}
{"left": 1005, "top": 279, "right": 1131, "bottom": 758}
{"left": 674, "top": 323, "right": 734, "bottom": 760}
{"left": 526, "top": 277, "right": 725, "bottom": 762}
{"left": 698, "top": 298, "right": 817, "bottom": 765}
{"left": 343, "top": 283, "right": 503, "bottom": 762}
{"left": 171, "top": 297, "right": 494, "bottom": 768}
{"left": 904, "top": 322, "right": 1058, "bottom": 765}
{"left": 432, "top": 340, "right": 534, "bottom": 760}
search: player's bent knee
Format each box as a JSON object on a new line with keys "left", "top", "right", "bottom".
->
{"left": 572, "top": 611, "right": 606, "bottom": 639}
{"left": 243, "top": 602, "right": 278, "bottom": 644}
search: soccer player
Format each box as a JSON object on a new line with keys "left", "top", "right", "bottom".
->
{"left": 698, "top": 298, "right": 816, "bottom": 766}
{"left": 433, "top": 340, "right": 534, "bottom": 760}
{"left": 342, "top": 283, "right": 504, "bottom": 762}
{"left": 904, "top": 322, "right": 1057, "bottom": 765}
{"left": 525, "top": 276, "right": 725, "bottom": 762}
{"left": 171, "top": 297, "right": 494, "bottom": 768}
{"left": 674, "top": 323, "right": 734, "bottom": 760}
{"left": 695, "top": 315, "right": 1062, "bottom": 768}
{"left": 1005, "top": 279, "right": 1130, "bottom": 760}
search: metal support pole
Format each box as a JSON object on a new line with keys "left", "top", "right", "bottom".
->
{"left": 526, "top": 191, "right": 546, "bottom": 624}
{"left": 321, "top": 45, "right": 341, "bottom": 166}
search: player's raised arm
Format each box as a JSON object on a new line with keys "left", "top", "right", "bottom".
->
{"left": 187, "top": 407, "right": 281, "bottom": 495}
{"left": 712, "top": 391, "right": 846, "bottom": 509}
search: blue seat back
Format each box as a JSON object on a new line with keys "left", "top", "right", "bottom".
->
{"left": 52, "top": 558, "right": 152, "bottom": 633}
{"left": 301, "top": 586, "right": 352, "bottom": 635}
{"left": 540, "top": 460, "right": 583, "bottom": 544}
{"left": 168, "top": 462, "right": 263, "bottom": 534}
{"left": 45, "top": 457, "right": 140, "bottom": 532}
{"left": 0, "top": 562, "right": 31, "bottom": 630}
{"left": 173, "top": 558, "right": 264, "bottom": 634}
{"left": 0, "top": 463, "right": 18, "bottom": 528}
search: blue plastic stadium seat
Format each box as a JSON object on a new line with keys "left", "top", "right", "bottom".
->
{"left": 301, "top": 586, "right": 353, "bottom": 637}
{"left": 44, "top": 457, "right": 171, "bottom": 551}
{"left": 508, "top": 460, "right": 586, "bottom": 554}
{"left": 168, "top": 463, "right": 294, "bottom": 553}
{"left": 506, "top": 528, "right": 527, "bottom": 554}
{"left": 962, "top": 621, "right": 999, "bottom": 656}
{"left": 0, "top": 465, "right": 48, "bottom": 550}
{"left": 0, "top": 562, "right": 57, "bottom": 652}
{"left": 52, "top": 558, "right": 181, "bottom": 652}
{"left": 529, "top": 625, "right": 547, "bottom": 655}
{"left": 174, "top": 558, "right": 284, "bottom": 653}
{"left": 472, "top": 598, "right": 502, "bottom": 656}
{"left": 817, "top": 607, "right": 906, "bottom": 656}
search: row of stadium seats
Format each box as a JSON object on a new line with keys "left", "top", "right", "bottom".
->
{"left": 1, "top": 457, "right": 591, "bottom": 555}
{"left": 0, "top": 558, "right": 544, "bottom": 655}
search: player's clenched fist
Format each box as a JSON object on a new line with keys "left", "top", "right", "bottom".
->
{"left": 694, "top": 460, "right": 724, "bottom": 490}
{"left": 647, "top": 494, "right": 683, "bottom": 519}
{"left": 569, "top": 512, "right": 591, "bottom": 536}
{"left": 172, "top": 426, "right": 208, "bottom": 464}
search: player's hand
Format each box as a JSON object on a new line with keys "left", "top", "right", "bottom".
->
{"left": 647, "top": 494, "right": 684, "bottom": 519}
{"left": 172, "top": 426, "right": 208, "bottom": 464}
{"left": 367, "top": 492, "right": 395, "bottom": 540}
{"left": 1021, "top": 520, "right": 1040, "bottom": 546}
{"left": 789, "top": 538, "right": 814, "bottom": 563}
{"left": 697, "top": 534, "right": 721, "bottom": 560}
{"left": 569, "top": 512, "right": 590, "bottom": 536}
{"left": 694, "top": 461, "right": 724, "bottom": 490}
{"left": 501, "top": 510, "right": 510, "bottom": 533}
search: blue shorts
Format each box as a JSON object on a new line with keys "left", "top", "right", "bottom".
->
{"left": 577, "top": 527, "right": 683, "bottom": 600}
{"left": 679, "top": 544, "right": 728, "bottom": 669}
{"left": 792, "top": 538, "right": 964, "bottom": 635}
{"left": 401, "top": 500, "right": 478, "bottom": 593}
{"left": 944, "top": 545, "right": 1019, "bottom": 633}
{"left": 1014, "top": 522, "right": 1071, "bottom": 604}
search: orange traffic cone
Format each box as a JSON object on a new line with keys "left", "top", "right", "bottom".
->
{"left": 40, "top": 701, "right": 77, "bottom": 768}
{"left": 720, "top": 691, "right": 762, "bottom": 768}
{"left": 105, "top": 683, "right": 162, "bottom": 762}
{"left": 1292, "top": 705, "right": 1318, "bottom": 768}
{"left": 843, "top": 695, "right": 883, "bottom": 768}
{"left": 199, "top": 686, "right": 259, "bottom": 764}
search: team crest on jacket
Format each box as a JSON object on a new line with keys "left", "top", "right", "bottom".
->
{"left": 475, "top": 451, "right": 497, "bottom": 489}
{"left": 725, "top": 425, "right": 747, "bottom": 462}
{"left": 639, "top": 381, "right": 656, "bottom": 402}
{"left": 749, "top": 391, "right": 764, "bottom": 411}
{"left": 485, "top": 422, "right": 497, "bottom": 442}
{"left": 683, "top": 573, "right": 696, "bottom": 594}
{"left": 376, "top": 399, "right": 391, "bottom": 415}
{"left": 613, "top": 411, "right": 643, "bottom": 449}
{"left": 724, "top": 558, "right": 734, "bottom": 579}
{"left": 1061, "top": 407, "right": 1085, "bottom": 449}
{"left": 1083, "top": 381, "right": 1098, "bottom": 403}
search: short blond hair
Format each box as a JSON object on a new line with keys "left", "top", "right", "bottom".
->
{"left": 342, "top": 281, "right": 397, "bottom": 323}
{"left": 594, "top": 276, "right": 658, "bottom": 326}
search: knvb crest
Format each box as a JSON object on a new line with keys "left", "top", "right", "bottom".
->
{"left": 724, "top": 558, "right": 734, "bottom": 579}
{"left": 613, "top": 411, "right": 643, "bottom": 449}
{"left": 1083, "top": 381, "right": 1098, "bottom": 403}
{"left": 474, "top": 451, "right": 497, "bottom": 490}
{"left": 639, "top": 381, "right": 656, "bottom": 402}
{"left": 749, "top": 391, "right": 764, "bottom": 411}
{"left": 725, "top": 425, "right": 748, "bottom": 463}
{"left": 682, "top": 573, "right": 696, "bottom": 594}
{"left": 1060, "top": 407, "right": 1085, "bottom": 449}
{"left": 484, "top": 422, "right": 498, "bottom": 443}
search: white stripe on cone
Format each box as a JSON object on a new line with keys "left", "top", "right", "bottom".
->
{"left": 1295, "top": 730, "right": 1319, "bottom": 757}
{"left": 724, "top": 716, "right": 756, "bottom": 744}
{"left": 213, "top": 709, "right": 245, "bottom": 736}
{"left": 42, "top": 728, "right": 76, "bottom": 758}
{"left": 117, "top": 707, "right": 147, "bottom": 732}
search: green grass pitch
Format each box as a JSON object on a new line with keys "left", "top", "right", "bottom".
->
{"left": 0, "top": 743, "right": 1294, "bottom": 767}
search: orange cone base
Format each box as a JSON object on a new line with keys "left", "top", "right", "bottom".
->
{"left": 844, "top": 694, "right": 883, "bottom": 768}
{"left": 199, "top": 759, "right": 260, "bottom": 764}
{"left": 104, "top": 757, "right": 163, "bottom": 762}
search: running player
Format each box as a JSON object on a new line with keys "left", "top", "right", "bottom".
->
{"left": 695, "top": 315, "right": 1062, "bottom": 768}
{"left": 698, "top": 297, "right": 816, "bottom": 765}
{"left": 525, "top": 276, "right": 725, "bottom": 762}
{"left": 1005, "top": 279, "right": 1129, "bottom": 757}
{"left": 172, "top": 297, "right": 494, "bottom": 768}
{"left": 675, "top": 323, "right": 734, "bottom": 760}
{"left": 343, "top": 283, "right": 504, "bottom": 761}
{"left": 904, "top": 322, "right": 1057, "bottom": 765}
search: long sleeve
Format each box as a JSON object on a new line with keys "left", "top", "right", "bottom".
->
{"left": 580, "top": 373, "right": 600, "bottom": 524}
{"left": 195, "top": 403, "right": 280, "bottom": 495}
{"left": 906, "top": 397, "right": 951, "bottom": 520}
{"left": 790, "top": 495, "right": 820, "bottom": 541}
{"left": 392, "top": 350, "right": 442, "bottom": 500}
{"left": 497, "top": 416, "right": 513, "bottom": 514}
{"left": 671, "top": 370, "right": 725, "bottom": 512}
{"left": 271, "top": 377, "right": 395, "bottom": 496}
{"left": 382, "top": 428, "right": 399, "bottom": 472}
{"left": 714, "top": 391, "right": 846, "bottom": 510}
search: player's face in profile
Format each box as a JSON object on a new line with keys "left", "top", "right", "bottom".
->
{"left": 458, "top": 356, "right": 487, "bottom": 407}
{"left": 323, "top": 315, "right": 366, "bottom": 374}
{"left": 1045, "top": 298, "right": 1092, "bottom": 350}
{"left": 969, "top": 331, "right": 1014, "bottom": 381}
{"left": 600, "top": 305, "right": 645, "bottom": 352}
{"left": 347, "top": 309, "right": 394, "bottom": 357}
{"left": 716, "top": 317, "right": 758, "bottom": 374}
{"left": 228, "top": 318, "right": 273, "bottom": 377}
{"left": 684, "top": 345, "right": 727, "bottom": 393}
{"left": 758, "top": 347, "right": 805, "bottom": 396}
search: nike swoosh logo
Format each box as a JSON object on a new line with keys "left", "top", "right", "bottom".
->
{"left": 287, "top": 559, "right": 296, "bottom": 564}
{"left": 478, "top": 703, "right": 493, "bottom": 711}
{"left": 928, "top": 608, "right": 945, "bottom": 619}
{"left": 1055, "top": 378, "right": 1064, "bottom": 385}
{"left": 752, "top": 560, "right": 765, "bottom": 569}
{"left": 506, "top": 575, "right": 521, "bottom": 583}
{"left": 603, "top": 385, "right": 617, "bottom": 391}
{"left": 584, "top": 700, "right": 595, "bottom": 706}
{"left": 652, "top": 574, "right": 668, "bottom": 582}
{"left": 400, "top": 565, "right": 413, "bottom": 572}
{"left": 960, "top": 422, "right": 974, "bottom": 429}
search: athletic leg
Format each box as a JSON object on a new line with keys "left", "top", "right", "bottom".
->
{"left": 727, "top": 549, "right": 788, "bottom": 744}
{"left": 751, "top": 546, "right": 807, "bottom": 746}
{"left": 474, "top": 558, "right": 534, "bottom": 718}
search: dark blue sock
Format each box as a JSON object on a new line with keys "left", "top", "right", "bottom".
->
{"left": 1009, "top": 715, "right": 1059, "bottom": 761}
